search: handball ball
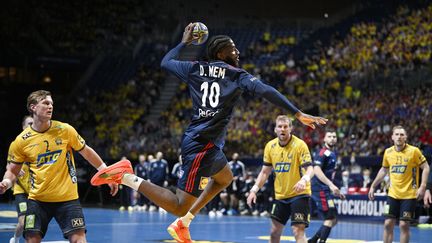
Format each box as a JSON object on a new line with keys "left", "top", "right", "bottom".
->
{"left": 191, "top": 22, "right": 209, "bottom": 45}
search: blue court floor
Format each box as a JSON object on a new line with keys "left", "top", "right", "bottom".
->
{"left": 1, "top": 203, "right": 431, "bottom": 243}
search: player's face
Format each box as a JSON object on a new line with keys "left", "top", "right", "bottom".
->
{"left": 218, "top": 40, "right": 240, "bottom": 67}
{"left": 31, "top": 96, "right": 53, "bottom": 121}
{"left": 22, "top": 117, "right": 33, "bottom": 130}
{"left": 275, "top": 119, "right": 292, "bottom": 143}
{"left": 324, "top": 132, "right": 337, "bottom": 148}
{"left": 392, "top": 128, "right": 407, "bottom": 146}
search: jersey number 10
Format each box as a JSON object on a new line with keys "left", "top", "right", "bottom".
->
{"left": 201, "top": 82, "right": 220, "bottom": 108}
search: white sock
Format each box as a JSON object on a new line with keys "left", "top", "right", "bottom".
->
{"left": 180, "top": 211, "right": 195, "bottom": 227}
{"left": 121, "top": 174, "right": 143, "bottom": 191}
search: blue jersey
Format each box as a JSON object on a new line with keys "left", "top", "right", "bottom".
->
{"left": 161, "top": 42, "right": 300, "bottom": 148}
{"left": 229, "top": 160, "right": 246, "bottom": 178}
{"left": 149, "top": 160, "right": 169, "bottom": 183}
{"left": 171, "top": 162, "right": 183, "bottom": 180}
{"left": 135, "top": 162, "right": 149, "bottom": 180}
{"left": 312, "top": 147, "right": 337, "bottom": 191}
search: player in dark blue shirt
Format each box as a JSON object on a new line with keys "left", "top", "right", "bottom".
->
{"left": 92, "top": 23, "right": 327, "bottom": 242}
{"left": 309, "top": 129, "right": 345, "bottom": 243}
{"left": 134, "top": 154, "right": 150, "bottom": 209}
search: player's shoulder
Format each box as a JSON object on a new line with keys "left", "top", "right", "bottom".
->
{"left": 384, "top": 146, "right": 395, "bottom": 155}
{"left": 405, "top": 143, "right": 422, "bottom": 154}
{"left": 318, "top": 147, "right": 332, "bottom": 157}
{"left": 265, "top": 137, "right": 279, "bottom": 149}
{"left": 13, "top": 126, "right": 35, "bottom": 145}
{"left": 405, "top": 143, "right": 418, "bottom": 151}
{"left": 51, "top": 120, "right": 77, "bottom": 132}
{"left": 292, "top": 135, "right": 308, "bottom": 147}
{"left": 51, "top": 120, "right": 70, "bottom": 129}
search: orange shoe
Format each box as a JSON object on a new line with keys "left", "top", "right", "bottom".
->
{"left": 91, "top": 160, "right": 133, "bottom": 186}
{"left": 167, "top": 218, "right": 192, "bottom": 243}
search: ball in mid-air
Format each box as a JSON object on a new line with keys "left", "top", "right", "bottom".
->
{"left": 191, "top": 22, "right": 209, "bottom": 45}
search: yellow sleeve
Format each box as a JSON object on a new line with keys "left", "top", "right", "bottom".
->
{"left": 66, "top": 124, "right": 86, "bottom": 151}
{"left": 382, "top": 150, "right": 389, "bottom": 168}
{"left": 414, "top": 147, "right": 427, "bottom": 166}
{"left": 263, "top": 142, "right": 272, "bottom": 165}
{"left": 7, "top": 140, "right": 25, "bottom": 164}
{"left": 299, "top": 142, "right": 312, "bottom": 166}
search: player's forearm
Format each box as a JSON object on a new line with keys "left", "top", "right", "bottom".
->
{"left": 302, "top": 165, "right": 314, "bottom": 182}
{"left": 256, "top": 83, "right": 300, "bottom": 114}
{"left": 161, "top": 42, "right": 185, "bottom": 69}
{"left": 254, "top": 167, "right": 272, "bottom": 189}
{"left": 420, "top": 162, "right": 430, "bottom": 188}
{"left": 1, "top": 169, "right": 19, "bottom": 190}
{"left": 79, "top": 146, "right": 106, "bottom": 170}
{"left": 3, "top": 170, "right": 18, "bottom": 183}
{"left": 371, "top": 167, "right": 387, "bottom": 189}
{"left": 313, "top": 166, "right": 333, "bottom": 187}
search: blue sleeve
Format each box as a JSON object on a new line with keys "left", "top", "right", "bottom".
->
{"left": 160, "top": 42, "right": 194, "bottom": 82}
{"left": 313, "top": 153, "right": 325, "bottom": 168}
{"left": 238, "top": 72, "right": 300, "bottom": 114}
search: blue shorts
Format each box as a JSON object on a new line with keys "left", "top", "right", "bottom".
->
{"left": 178, "top": 135, "right": 228, "bottom": 197}
{"left": 384, "top": 196, "right": 416, "bottom": 221}
{"left": 24, "top": 199, "right": 86, "bottom": 239}
{"left": 311, "top": 190, "right": 337, "bottom": 220}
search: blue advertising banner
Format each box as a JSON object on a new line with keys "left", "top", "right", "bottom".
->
{"left": 333, "top": 194, "right": 387, "bottom": 221}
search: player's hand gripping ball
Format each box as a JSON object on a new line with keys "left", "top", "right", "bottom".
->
{"left": 191, "top": 22, "right": 209, "bottom": 45}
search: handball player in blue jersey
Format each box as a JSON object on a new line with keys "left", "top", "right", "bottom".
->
{"left": 93, "top": 23, "right": 327, "bottom": 242}
{"left": 309, "top": 129, "right": 345, "bottom": 243}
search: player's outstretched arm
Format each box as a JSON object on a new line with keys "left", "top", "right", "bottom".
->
{"left": 295, "top": 111, "right": 328, "bottom": 130}
{"left": 79, "top": 145, "right": 119, "bottom": 196}
{"left": 254, "top": 82, "right": 327, "bottom": 129}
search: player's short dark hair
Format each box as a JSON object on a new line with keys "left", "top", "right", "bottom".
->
{"left": 325, "top": 128, "right": 336, "bottom": 134}
{"left": 206, "top": 35, "right": 232, "bottom": 60}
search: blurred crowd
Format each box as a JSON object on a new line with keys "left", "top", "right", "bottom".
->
{"left": 143, "top": 4, "right": 432, "bottom": 160}
{"left": 50, "top": 4, "right": 432, "bottom": 162}
{"left": 2, "top": 0, "right": 172, "bottom": 56}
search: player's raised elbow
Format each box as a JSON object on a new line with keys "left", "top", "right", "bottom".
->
{"left": 160, "top": 57, "right": 169, "bottom": 70}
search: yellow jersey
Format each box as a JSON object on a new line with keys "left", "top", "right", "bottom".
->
{"left": 382, "top": 144, "right": 427, "bottom": 199}
{"left": 263, "top": 135, "right": 312, "bottom": 200}
{"left": 7, "top": 120, "right": 86, "bottom": 202}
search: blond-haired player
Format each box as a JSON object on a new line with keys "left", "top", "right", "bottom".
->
{"left": 369, "top": 125, "right": 429, "bottom": 243}
{"left": 0, "top": 90, "right": 118, "bottom": 243}
{"left": 247, "top": 115, "right": 314, "bottom": 243}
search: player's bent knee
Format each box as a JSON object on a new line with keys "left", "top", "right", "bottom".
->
{"left": 67, "top": 229, "right": 86, "bottom": 243}
{"left": 331, "top": 218, "right": 338, "bottom": 226}
{"left": 25, "top": 231, "right": 43, "bottom": 242}
{"left": 399, "top": 221, "right": 410, "bottom": 231}
{"left": 291, "top": 225, "right": 305, "bottom": 237}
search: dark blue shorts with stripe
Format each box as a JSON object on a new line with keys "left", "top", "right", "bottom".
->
{"left": 178, "top": 135, "right": 228, "bottom": 197}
